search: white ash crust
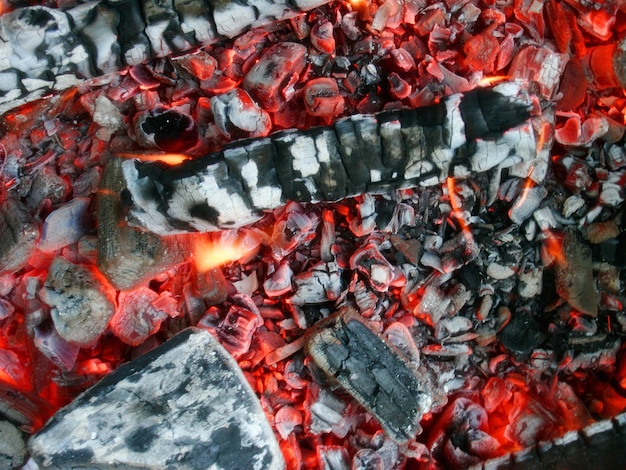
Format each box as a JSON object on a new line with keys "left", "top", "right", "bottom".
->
{"left": 28, "top": 328, "right": 285, "bottom": 470}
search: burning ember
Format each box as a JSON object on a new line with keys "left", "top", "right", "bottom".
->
{"left": 0, "top": 0, "right": 624, "bottom": 468}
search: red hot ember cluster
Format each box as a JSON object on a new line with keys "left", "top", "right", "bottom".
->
{"left": 0, "top": 0, "right": 625, "bottom": 468}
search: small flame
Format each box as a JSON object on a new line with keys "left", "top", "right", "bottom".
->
{"left": 118, "top": 152, "right": 191, "bottom": 165}
{"left": 541, "top": 230, "right": 566, "bottom": 266}
{"left": 194, "top": 229, "right": 262, "bottom": 272}
{"left": 478, "top": 75, "right": 511, "bottom": 87}
{"left": 349, "top": 0, "right": 370, "bottom": 17}
{"left": 446, "top": 177, "right": 470, "bottom": 232}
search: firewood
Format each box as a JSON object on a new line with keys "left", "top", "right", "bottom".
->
{"left": 0, "top": 0, "right": 333, "bottom": 115}
{"left": 122, "top": 83, "right": 536, "bottom": 235}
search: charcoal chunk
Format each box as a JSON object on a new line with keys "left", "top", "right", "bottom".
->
{"left": 498, "top": 310, "right": 546, "bottom": 358}
{"left": 29, "top": 328, "right": 285, "bottom": 470}
{"left": 0, "top": 197, "right": 39, "bottom": 274}
{"left": 306, "top": 308, "right": 445, "bottom": 442}
{"left": 40, "top": 257, "right": 117, "bottom": 347}
{"left": 555, "top": 229, "right": 598, "bottom": 316}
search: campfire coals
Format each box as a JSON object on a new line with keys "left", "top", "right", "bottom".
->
{"left": 0, "top": 0, "right": 624, "bottom": 468}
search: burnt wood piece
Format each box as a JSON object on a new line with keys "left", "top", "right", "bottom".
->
{"left": 0, "top": 0, "right": 331, "bottom": 115}
{"left": 305, "top": 308, "right": 445, "bottom": 443}
{"left": 473, "top": 411, "right": 626, "bottom": 469}
{"left": 0, "top": 197, "right": 39, "bottom": 273}
{"left": 28, "top": 328, "right": 285, "bottom": 469}
{"left": 122, "top": 83, "right": 536, "bottom": 235}
{"left": 97, "top": 156, "right": 193, "bottom": 290}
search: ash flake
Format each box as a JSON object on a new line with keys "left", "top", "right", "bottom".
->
{"left": 444, "top": 94, "right": 466, "bottom": 149}
{"left": 291, "top": 135, "right": 321, "bottom": 177}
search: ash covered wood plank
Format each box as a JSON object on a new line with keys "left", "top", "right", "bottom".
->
{"left": 0, "top": 0, "right": 332, "bottom": 115}
{"left": 28, "top": 328, "right": 285, "bottom": 470}
{"left": 122, "top": 82, "right": 536, "bottom": 235}
{"left": 305, "top": 308, "right": 445, "bottom": 443}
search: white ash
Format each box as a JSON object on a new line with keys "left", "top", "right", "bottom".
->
{"left": 28, "top": 328, "right": 285, "bottom": 470}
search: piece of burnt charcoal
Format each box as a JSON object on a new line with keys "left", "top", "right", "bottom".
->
{"left": 498, "top": 309, "right": 547, "bottom": 358}
{"left": 137, "top": 108, "right": 198, "bottom": 152}
{"left": 305, "top": 308, "right": 445, "bottom": 443}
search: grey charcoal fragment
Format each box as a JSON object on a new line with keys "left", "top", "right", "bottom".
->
{"left": 305, "top": 308, "right": 445, "bottom": 443}
{"left": 555, "top": 229, "right": 598, "bottom": 316}
{"left": 28, "top": 328, "right": 285, "bottom": 470}
{"left": 39, "top": 197, "right": 91, "bottom": 252}
{"left": 98, "top": 157, "right": 193, "bottom": 290}
{"left": 508, "top": 184, "right": 548, "bottom": 225}
{"left": 614, "top": 36, "right": 626, "bottom": 89}
{"left": 0, "top": 383, "right": 56, "bottom": 431}
{"left": 498, "top": 310, "right": 546, "bottom": 358}
{"left": 0, "top": 197, "right": 39, "bottom": 273}
{"left": 40, "top": 257, "right": 116, "bottom": 347}
{"left": 290, "top": 261, "right": 343, "bottom": 305}
{"left": 0, "top": 420, "right": 27, "bottom": 468}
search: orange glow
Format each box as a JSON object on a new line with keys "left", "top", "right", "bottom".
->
{"left": 542, "top": 230, "right": 566, "bottom": 265}
{"left": 0, "top": 349, "right": 31, "bottom": 391}
{"left": 194, "top": 229, "right": 262, "bottom": 272}
{"left": 477, "top": 76, "right": 511, "bottom": 87}
{"left": 76, "top": 359, "right": 113, "bottom": 376}
{"left": 446, "top": 177, "right": 470, "bottom": 232}
{"left": 118, "top": 152, "right": 191, "bottom": 165}
{"left": 348, "top": 0, "right": 370, "bottom": 18}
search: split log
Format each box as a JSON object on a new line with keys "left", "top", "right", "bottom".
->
{"left": 0, "top": 0, "right": 332, "bottom": 115}
{"left": 122, "top": 82, "right": 539, "bottom": 235}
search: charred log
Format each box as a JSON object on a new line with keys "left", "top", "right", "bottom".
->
{"left": 122, "top": 83, "right": 536, "bottom": 235}
{"left": 0, "top": 0, "right": 332, "bottom": 114}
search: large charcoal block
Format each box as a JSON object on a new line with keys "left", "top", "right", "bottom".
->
{"left": 305, "top": 308, "right": 444, "bottom": 443}
{"left": 29, "top": 328, "right": 285, "bottom": 470}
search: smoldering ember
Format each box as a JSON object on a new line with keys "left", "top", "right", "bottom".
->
{"left": 0, "top": 0, "right": 625, "bottom": 467}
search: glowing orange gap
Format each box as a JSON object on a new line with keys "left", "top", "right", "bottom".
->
{"left": 118, "top": 152, "right": 190, "bottom": 165}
